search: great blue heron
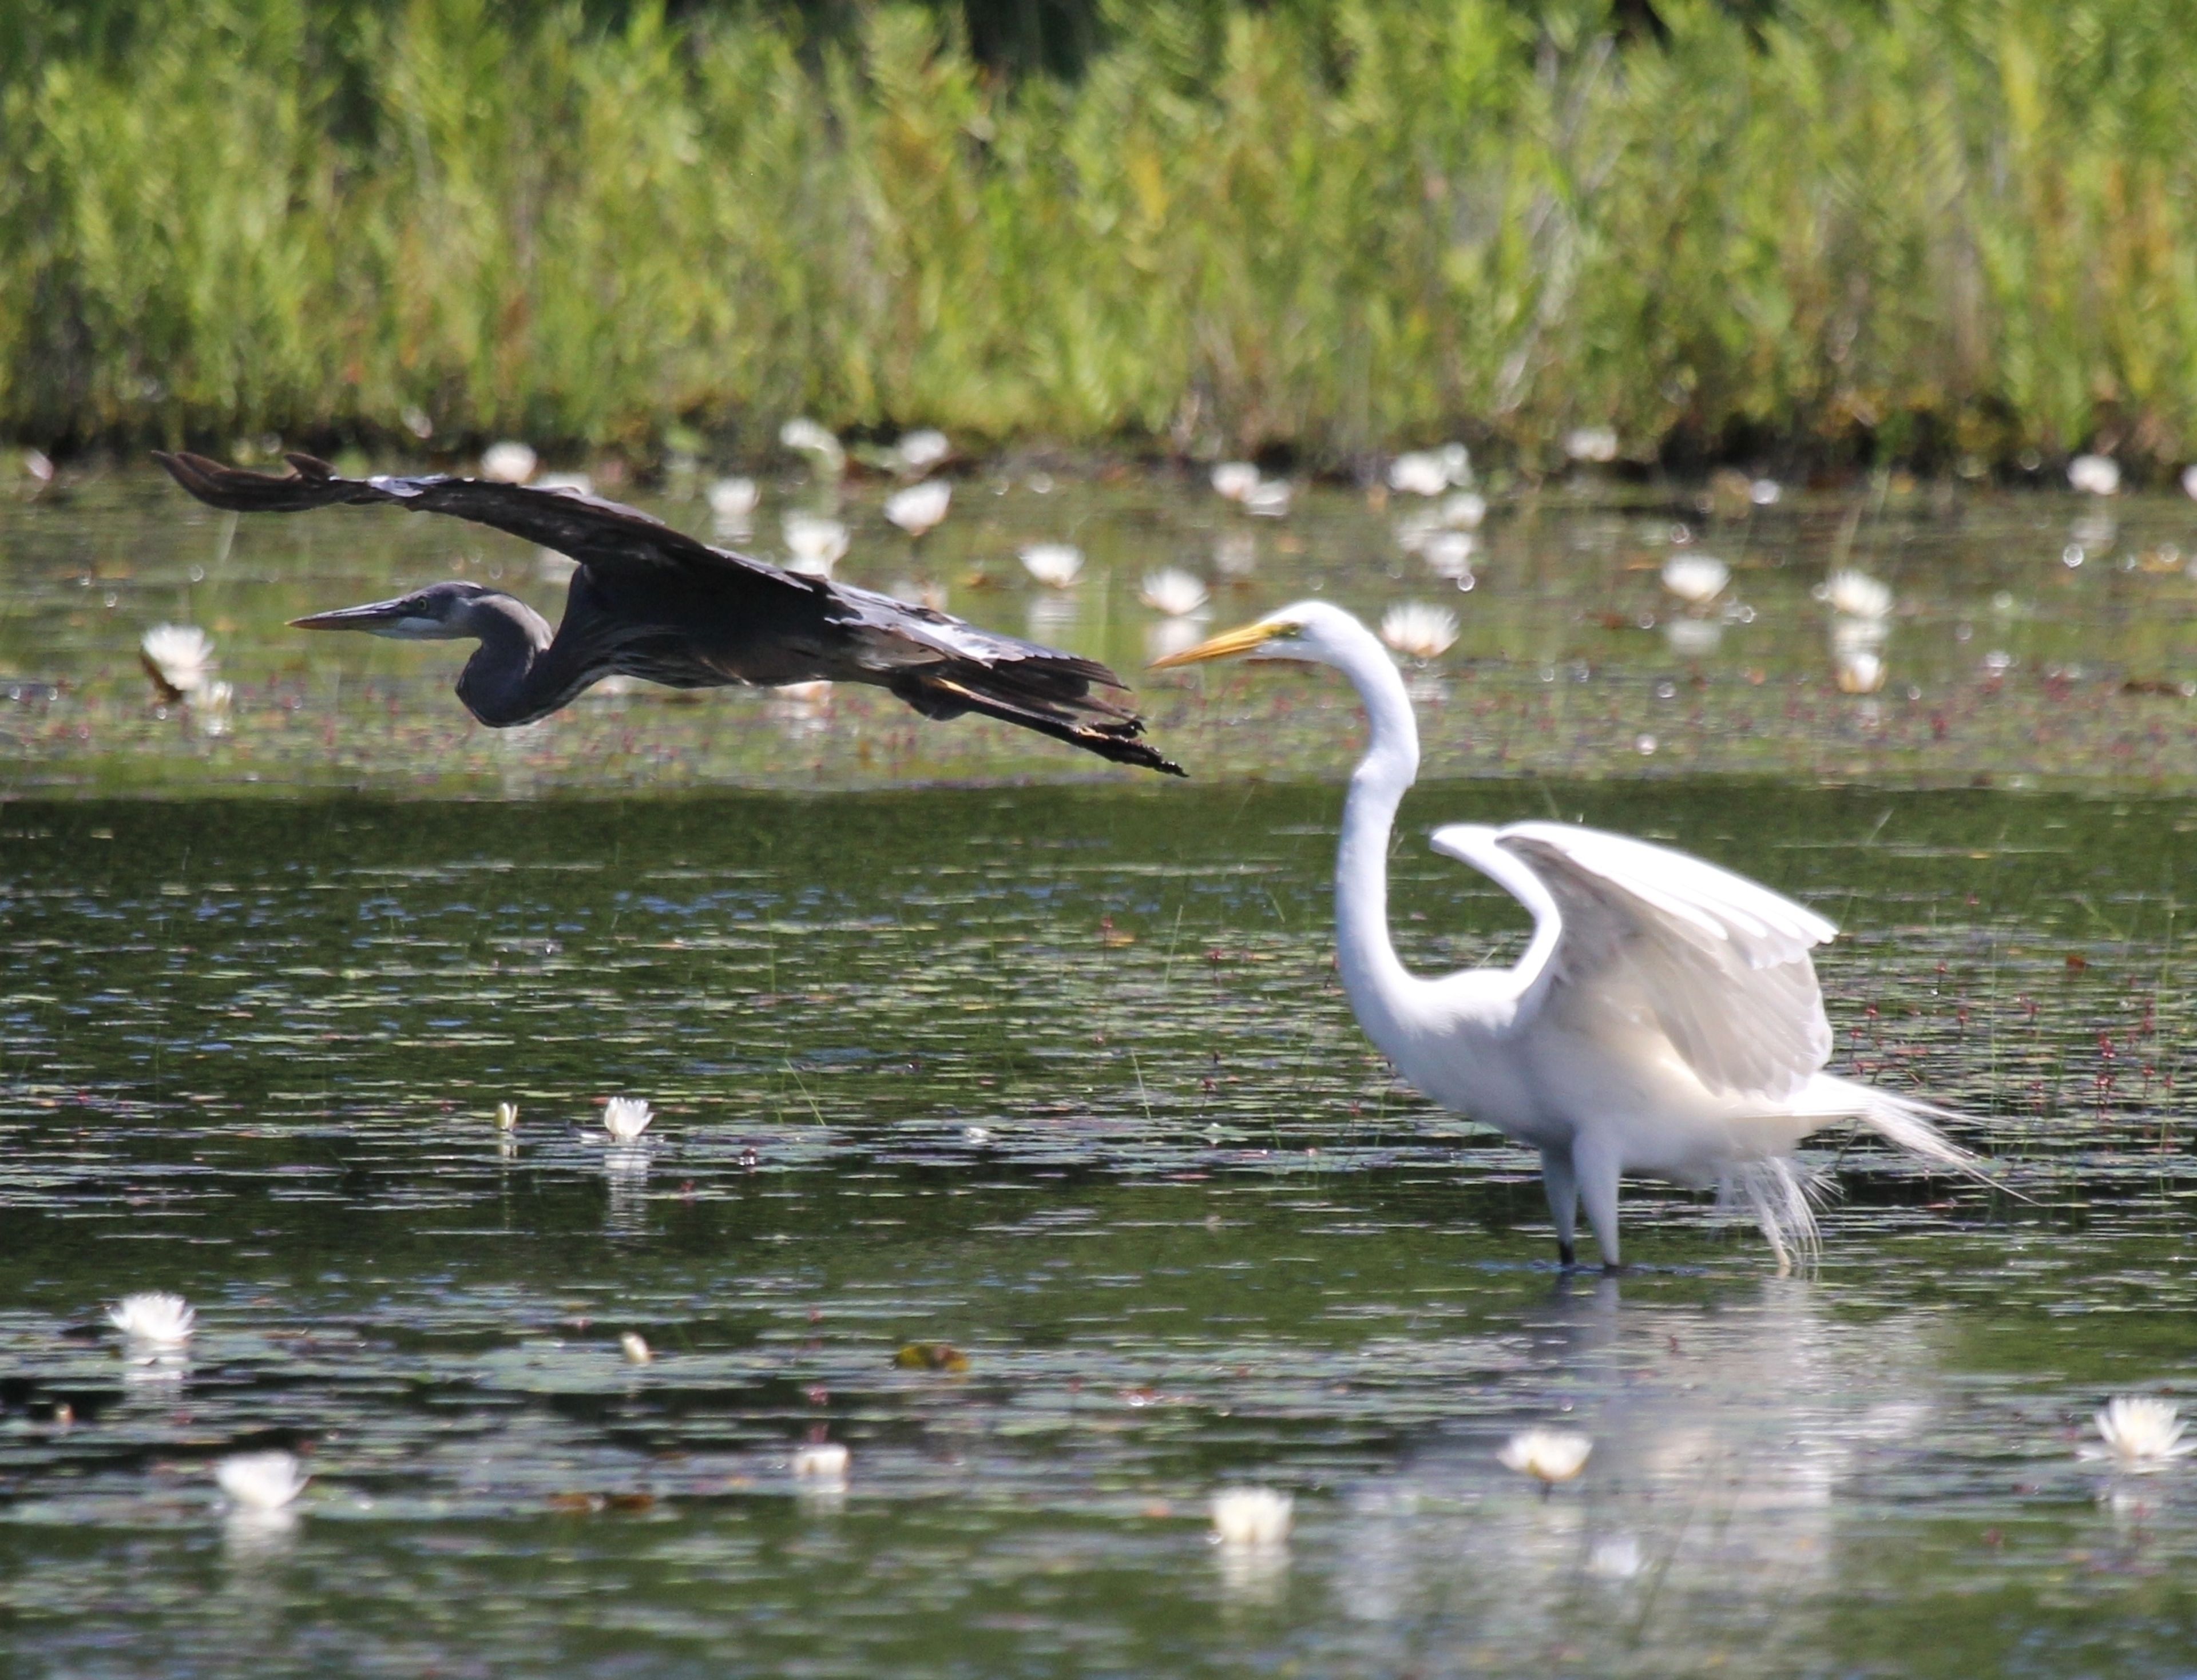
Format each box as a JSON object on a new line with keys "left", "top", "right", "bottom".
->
{"left": 1154, "top": 602, "right": 1989, "bottom": 1269}
{"left": 155, "top": 451, "right": 1183, "bottom": 775}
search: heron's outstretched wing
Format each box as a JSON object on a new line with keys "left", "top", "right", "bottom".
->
{"left": 154, "top": 452, "right": 1183, "bottom": 774}
{"left": 1429, "top": 821, "right": 1834, "bottom": 1101}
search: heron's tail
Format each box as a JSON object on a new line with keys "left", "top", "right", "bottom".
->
{"left": 889, "top": 669, "right": 1186, "bottom": 776}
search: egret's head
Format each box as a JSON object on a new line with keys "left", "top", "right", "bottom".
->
{"left": 291, "top": 580, "right": 500, "bottom": 640}
{"left": 1148, "top": 599, "right": 1369, "bottom": 671}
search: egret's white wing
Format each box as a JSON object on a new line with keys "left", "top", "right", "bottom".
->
{"left": 1429, "top": 821, "right": 1836, "bottom": 1101}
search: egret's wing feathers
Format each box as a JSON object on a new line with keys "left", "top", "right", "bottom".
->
{"left": 1430, "top": 820, "right": 1836, "bottom": 1101}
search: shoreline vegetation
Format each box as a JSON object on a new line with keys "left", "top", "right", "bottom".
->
{"left": 6, "top": 1, "right": 2197, "bottom": 476}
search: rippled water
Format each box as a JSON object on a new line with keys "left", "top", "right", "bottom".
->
{"left": 6, "top": 786, "right": 2197, "bottom": 1677}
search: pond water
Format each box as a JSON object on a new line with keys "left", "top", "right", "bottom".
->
{"left": 6, "top": 467, "right": 2197, "bottom": 1674}
{"left": 4, "top": 785, "right": 2197, "bottom": 1678}
{"left": 6, "top": 461, "right": 2197, "bottom": 790}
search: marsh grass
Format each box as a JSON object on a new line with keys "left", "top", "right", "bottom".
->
{"left": 8, "top": 0, "right": 2197, "bottom": 468}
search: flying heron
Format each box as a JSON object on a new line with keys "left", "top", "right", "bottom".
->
{"left": 154, "top": 451, "right": 1183, "bottom": 775}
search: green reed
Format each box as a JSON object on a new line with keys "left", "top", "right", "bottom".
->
{"left": 8, "top": 0, "right": 2197, "bottom": 470}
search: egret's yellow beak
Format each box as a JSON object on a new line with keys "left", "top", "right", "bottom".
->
{"left": 1148, "top": 619, "right": 1286, "bottom": 669}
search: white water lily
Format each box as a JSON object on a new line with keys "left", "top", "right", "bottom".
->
{"left": 1660, "top": 554, "right": 1730, "bottom": 608}
{"left": 779, "top": 418, "right": 846, "bottom": 475}
{"left": 2182, "top": 464, "right": 2197, "bottom": 502}
{"left": 792, "top": 1441, "right": 850, "bottom": 1481}
{"left": 1441, "top": 490, "right": 1488, "bottom": 531}
{"left": 1388, "top": 451, "right": 1449, "bottom": 497}
{"left": 1826, "top": 569, "right": 1893, "bottom": 621}
{"left": 2083, "top": 1396, "right": 2195, "bottom": 1469}
{"left": 885, "top": 479, "right": 951, "bottom": 537}
{"left": 1020, "top": 543, "right": 1084, "bottom": 587}
{"left": 895, "top": 428, "right": 951, "bottom": 472}
{"left": 620, "top": 1332, "right": 652, "bottom": 1365}
{"left": 602, "top": 1097, "right": 653, "bottom": 1142}
{"left": 108, "top": 1291, "right": 195, "bottom": 1345}
{"left": 1565, "top": 426, "right": 1620, "bottom": 464}
{"left": 140, "top": 624, "right": 217, "bottom": 701}
{"left": 1244, "top": 478, "right": 1292, "bottom": 518}
{"left": 783, "top": 513, "right": 850, "bottom": 577}
{"left": 2068, "top": 454, "right": 2121, "bottom": 496}
{"left": 1211, "top": 462, "right": 1261, "bottom": 502}
{"left": 1139, "top": 569, "right": 1209, "bottom": 617}
{"left": 1210, "top": 1487, "right": 1293, "bottom": 1547}
{"left": 1380, "top": 602, "right": 1460, "bottom": 661}
{"left": 1498, "top": 1428, "right": 1593, "bottom": 1486}
{"left": 479, "top": 440, "right": 538, "bottom": 484}
{"left": 706, "top": 476, "right": 759, "bottom": 526}
{"left": 216, "top": 1450, "right": 308, "bottom": 1510}
{"left": 494, "top": 1101, "right": 518, "bottom": 1131}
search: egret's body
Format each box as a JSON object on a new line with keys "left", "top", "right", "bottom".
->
{"left": 1158, "top": 602, "right": 1979, "bottom": 1268}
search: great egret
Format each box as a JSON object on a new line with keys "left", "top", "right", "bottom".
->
{"left": 1155, "top": 602, "right": 1981, "bottom": 1269}
{"left": 154, "top": 452, "right": 1180, "bottom": 773}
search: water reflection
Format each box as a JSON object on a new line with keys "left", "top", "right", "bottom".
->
{"left": 1145, "top": 614, "right": 1212, "bottom": 665}
{"left": 1330, "top": 1277, "right": 1940, "bottom": 1669}
{"left": 222, "top": 1507, "right": 301, "bottom": 1564}
{"left": 604, "top": 1147, "right": 651, "bottom": 1238}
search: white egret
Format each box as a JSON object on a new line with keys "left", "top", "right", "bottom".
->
{"left": 1155, "top": 602, "right": 1982, "bottom": 1270}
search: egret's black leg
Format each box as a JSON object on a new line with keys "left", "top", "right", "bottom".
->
{"left": 1557, "top": 1240, "right": 1577, "bottom": 1268}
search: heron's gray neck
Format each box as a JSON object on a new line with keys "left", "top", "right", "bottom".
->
{"left": 453, "top": 594, "right": 558, "bottom": 726}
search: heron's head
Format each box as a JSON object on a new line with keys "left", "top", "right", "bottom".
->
{"left": 1148, "top": 599, "right": 1371, "bottom": 672}
{"left": 291, "top": 580, "right": 502, "bottom": 640}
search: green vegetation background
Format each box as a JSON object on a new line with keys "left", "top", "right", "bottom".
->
{"left": 5, "top": 0, "right": 2193, "bottom": 471}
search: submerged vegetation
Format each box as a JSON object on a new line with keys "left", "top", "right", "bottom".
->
{"left": 6, "top": 0, "right": 2197, "bottom": 470}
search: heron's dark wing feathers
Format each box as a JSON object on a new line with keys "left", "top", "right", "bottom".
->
{"left": 155, "top": 452, "right": 1185, "bottom": 775}
{"left": 156, "top": 451, "right": 804, "bottom": 593}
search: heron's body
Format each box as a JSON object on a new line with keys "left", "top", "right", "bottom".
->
{"left": 155, "top": 451, "right": 1181, "bottom": 773}
{"left": 1158, "top": 602, "right": 1981, "bottom": 1268}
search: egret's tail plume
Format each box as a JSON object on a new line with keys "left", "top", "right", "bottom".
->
{"left": 1721, "top": 1158, "right": 1828, "bottom": 1275}
{"left": 1842, "top": 1082, "right": 1996, "bottom": 1183}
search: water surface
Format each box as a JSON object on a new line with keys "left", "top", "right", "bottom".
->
{"left": 5, "top": 786, "right": 2197, "bottom": 1676}
{"left": 8, "top": 464, "right": 2197, "bottom": 791}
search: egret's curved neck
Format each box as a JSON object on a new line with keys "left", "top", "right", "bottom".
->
{"left": 1326, "top": 627, "right": 1430, "bottom": 1055}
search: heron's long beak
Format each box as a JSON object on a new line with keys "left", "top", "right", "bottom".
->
{"left": 1148, "top": 620, "right": 1284, "bottom": 669}
{"left": 290, "top": 596, "right": 419, "bottom": 634}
